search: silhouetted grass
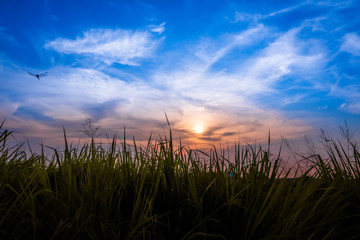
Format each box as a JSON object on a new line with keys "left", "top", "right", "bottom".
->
{"left": 0, "top": 121, "right": 359, "bottom": 239}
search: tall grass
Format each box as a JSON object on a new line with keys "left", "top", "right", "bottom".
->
{"left": 0, "top": 122, "right": 359, "bottom": 239}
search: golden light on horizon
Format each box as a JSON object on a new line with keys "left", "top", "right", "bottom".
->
{"left": 194, "top": 125, "right": 204, "bottom": 134}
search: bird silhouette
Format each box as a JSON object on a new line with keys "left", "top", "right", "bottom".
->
{"left": 27, "top": 71, "right": 48, "bottom": 80}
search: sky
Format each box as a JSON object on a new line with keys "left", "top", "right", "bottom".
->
{"left": 0, "top": 0, "right": 360, "bottom": 152}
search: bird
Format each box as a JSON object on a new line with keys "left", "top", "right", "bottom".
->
{"left": 27, "top": 71, "right": 48, "bottom": 80}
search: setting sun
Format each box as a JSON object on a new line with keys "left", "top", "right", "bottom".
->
{"left": 194, "top": 125, "right": 204, "bottom": 134}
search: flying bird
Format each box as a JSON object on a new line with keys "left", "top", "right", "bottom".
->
{"left": 27, "top": 71, "right": 48, "bottom": 80}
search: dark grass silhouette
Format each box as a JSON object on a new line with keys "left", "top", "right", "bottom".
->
{"left": 0, "top": 121, "right": 360, "bottom": 239}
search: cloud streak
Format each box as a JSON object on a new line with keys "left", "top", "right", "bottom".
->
{"left": 45, "top": 28, "right": 162, "bottom": 65}
{"left": 340, "top": 33, "right": 360, "bottom": 56}
{"left": 0, "top": 26, "right": 15, "bottom": 42}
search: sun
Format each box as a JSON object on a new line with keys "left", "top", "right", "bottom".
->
{"left": 194, "top": 125, "right": 204, "bottom": 134}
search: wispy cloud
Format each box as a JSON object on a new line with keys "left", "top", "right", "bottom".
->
{"left": 263, "top": 1, "right": 310, "bottom": 18}
{"left": 0, "top": 26, "right": 15, "bottom": 42}
{"left": 316, "top": 0, "right": 355, "bottom": 8}
{"left": 233, "top": 12, "right": 259, "bottom": 23}
{"left": 281, "top": 94, "right": 307, "bottom": 107}
{"left": 169, "top": 26, "right": 325, "bottom": 103}
{"left": 193, "top": 24, "right": 269, "bottom": 68}
{"left": 340, "top": 33, "right": 360, "bottom": 56}
{"left": 233, "top": 0, "right": 354, "bottom": 24}
{"left": 45, "top": 28, "right": 162, "bottom": 65}
{"left": 340, "top": 103, "right": 360, "bottom": 114}
{"left": 245, "top": 28, "right": 326, "bottom": 88}
{"left": 149, "top": 22, "right": 166, "bottom": 34}
{"left": 326, "top": 32, "right": 360, "bottom": 115}
{"left": 234, "top": 1, "right": 310, "bottom": 23}
{"left": 332, "top": 84, "right": 360, "bottom": 115}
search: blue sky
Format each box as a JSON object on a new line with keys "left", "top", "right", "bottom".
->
{"left": 1, "top": 0, "right": 360, "bottom": 149}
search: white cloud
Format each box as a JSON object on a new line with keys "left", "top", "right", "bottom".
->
{"left": 234, "top": 12, "right": 260, "bottom": 23}
{"left": 45, "top": 28, "right": 161, "bottom": 65}
{"left": 233, "top": 0, "right": 353, "bottom": 26}
{"left": 317, "top": 105, "right": 328, "bottom": 110}
{"left": 234, "top": 1, "right": 309, "bottom": 23}
{"left": 194, "top": 24, "right": 269, "bottom": 68}
{"left": 261, "top": 1, "right": 312, "bottom": 20}
{"left": 149, "top": 22, "right": 166, "bottom": 34}
{"left": 340, "top": 33, "right": 360, "bottom": 56}
{"left": 282, "top": 94, "right": 306, "bottom": 107}
{"left": 152, "top": 25, "right": 327, "bottom": 111}
{"left": 331, "top": 84, "right": 360, "bottom": 115}
{"left": 316, "top": 0, "right": 354, "bottom": 8}
{"left": 339, "top": 103, "right": 360, "bottom": 114}
{"left": 243, "top": 28, "right": 325, "bottom": 89}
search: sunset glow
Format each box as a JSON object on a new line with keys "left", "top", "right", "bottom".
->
{"left": 194, "top": 125, "right": 204, "bottom": 134}
{"left": 0, "top": 0, "right": 359, "bottom": 150}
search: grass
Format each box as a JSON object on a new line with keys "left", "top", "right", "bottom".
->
{"left": 1, "top": 121, "right": 360, "bottom": 239}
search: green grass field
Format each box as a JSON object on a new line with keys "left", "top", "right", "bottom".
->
{"left": 1, "top": 121, "right": 360, "bottom": 239}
